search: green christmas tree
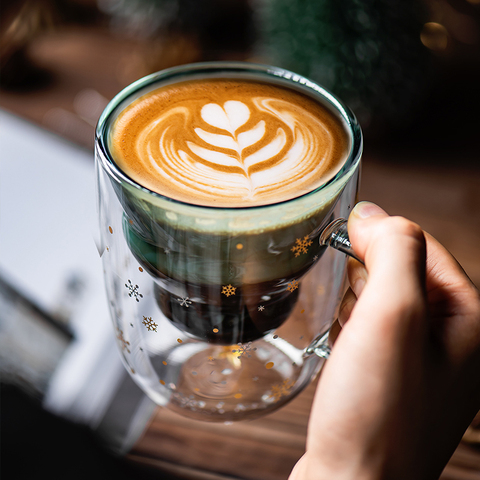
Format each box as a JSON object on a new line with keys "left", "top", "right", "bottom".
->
{"left": 256, "top": 0, "right": 431, "bottom": 130}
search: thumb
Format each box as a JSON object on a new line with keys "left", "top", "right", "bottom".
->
{"left": 345, "top": 202, "right": 428, "bottom": 336}
{"left": 305, "top": 203, "right": 431, "bottom": 469}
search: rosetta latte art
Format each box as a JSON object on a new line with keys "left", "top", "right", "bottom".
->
{"left": 111, "top": 81, "right": 347, "bottom": 206}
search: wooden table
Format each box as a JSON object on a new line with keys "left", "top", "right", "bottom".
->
{"left": 1, "top": 23, "right": 479, "bottom": 480}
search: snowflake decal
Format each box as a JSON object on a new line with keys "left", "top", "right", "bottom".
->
{"left": 142, "top": 316, "right": 158, "bottom": 332}
{"left": 173, "top": 392, "right": 206, "bottom": 410}
{"left": 271, "top": 379, "right": 295, "bottom": 402}
{"left": 116, "top": 329, "right": 130, "bottom": 353}
{"left": 222, "top": 284, "right": 236, "bottom": 297}
{"left": 178, "top": 297, "right": 192, "bottom": 308}
{"left": 291, "top": 236, "right": 313, "bottom": 257}
{"left": 125, "top": 280, "right": 143, "bottom": 302}
{"left": 258, "top": 305, "right": 265, "bottom": 312}
{"left": 287, "top": 279, "right": 299, "bottom": 292}
{"left": 232, "top": 342, "right": 256, "bottom": 359}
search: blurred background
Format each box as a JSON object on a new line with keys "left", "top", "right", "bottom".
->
{"left": 1, "top": 0, "right": 480, "bottom": 149}
{"left": 1, "top": 1, "right": 479, "bottom": 479}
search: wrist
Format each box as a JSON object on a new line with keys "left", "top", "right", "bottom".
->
{"left": 298, "top": 452, "right": 386, "bottom": 480}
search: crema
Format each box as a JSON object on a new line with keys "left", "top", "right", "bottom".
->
{"left": 109, "top": 79, "right": 349, "bottom": 207}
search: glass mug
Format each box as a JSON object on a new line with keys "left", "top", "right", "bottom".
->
{"left": 95, "top": 62, "right": 362, "bottom": 422}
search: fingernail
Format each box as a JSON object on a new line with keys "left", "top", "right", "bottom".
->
{"left": 348, "top": 258, "right": 367, "bottom": 295}
{"left": 351, "top": 275, "right": 366, "bottom": 296}
{"left": 352, "top": 201, "right": 386, "bottom": 219}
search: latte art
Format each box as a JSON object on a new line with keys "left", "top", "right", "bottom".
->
{"left": 110, "top": 80, "right": 349, "bottom": 206}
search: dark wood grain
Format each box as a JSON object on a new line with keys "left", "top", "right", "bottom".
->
{"left": 129, "top": 381, "right": 316, "bottom": 480}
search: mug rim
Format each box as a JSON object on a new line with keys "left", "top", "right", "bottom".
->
{"left": 95, "top": 61, "right": 363, "bottom": 212}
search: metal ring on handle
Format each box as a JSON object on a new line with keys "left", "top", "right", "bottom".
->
{"left": 319, "top": 218, "right": 361, "bottom": 263}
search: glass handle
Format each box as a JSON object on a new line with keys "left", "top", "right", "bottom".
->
{"left": 306, "top": 218, "right": 364, "bottom": 360}
{"left": 319, "top": 218, "right": 361, "bottom": 263}
{"left": 305, "top": 330, "right": 332, "bottom": 359}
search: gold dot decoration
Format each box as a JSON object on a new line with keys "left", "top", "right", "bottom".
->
{"left": 159, "top": 379, "right": 166, "bottom": 385}
{"left": 234, "top": 393, "right": 243, "bottom": 399}
{"left": 265, "top": 362, "right": 274, "bottom": 370}
{"left": 162, "top": 360, "right": 168, "bottom": 365}
{"left": 139, "top": 267, "right": 144, "bottom": 272}
{"left": 300, "top": 309, "right": 305, "bottom": 314}
{"left": 213, "top": 327, "right": 219, "bottom": 334}
{"left": 108, "top": 226, "right": 113, "bottom": 234}
{"left": 236, "top": 243, "right": 244, "bottom": 250}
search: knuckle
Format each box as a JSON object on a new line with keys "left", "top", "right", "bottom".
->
{"left": 382, "top": 216, "right": 425, "bottom": 244}
{"left": 467, "top": 285, "right": 480, "bottom": 322}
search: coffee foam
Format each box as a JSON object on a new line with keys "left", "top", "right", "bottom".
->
{"left": 110, "top": 80, "right": 349, "bottom": 207}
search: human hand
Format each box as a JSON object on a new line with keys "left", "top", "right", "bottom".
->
{"left": 290, "top": 202, "right": 480, "bottom": 480}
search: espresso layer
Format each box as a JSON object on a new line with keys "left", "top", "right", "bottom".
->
{"left": 110, "top": 79, "right": 349, "bottom": 207}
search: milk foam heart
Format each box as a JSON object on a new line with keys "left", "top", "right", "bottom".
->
{"left": 110, "top": 79, "right": 349, "bottom": 207}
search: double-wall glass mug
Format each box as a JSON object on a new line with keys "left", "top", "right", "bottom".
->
{"left": 95, "top": 62, "right": 362, "bottom": 422}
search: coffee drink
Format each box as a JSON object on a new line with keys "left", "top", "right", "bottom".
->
{"left": 97, "top": 63, "right": 362, "bottom": 421}
{"left": 105, "top": 74, "right": 352, "bottom": 344}
{"left": 109, "top": 79, "right": 348, "bottom": 207}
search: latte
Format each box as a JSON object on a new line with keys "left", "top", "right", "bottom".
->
{"left": 109, "top": 79, "right": 349, "bottom": 207}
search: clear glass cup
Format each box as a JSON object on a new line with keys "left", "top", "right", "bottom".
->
{"left": 95, "top": 62, "right": 362, "bottom": 422}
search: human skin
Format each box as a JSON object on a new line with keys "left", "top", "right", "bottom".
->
{"left": 289, "top": 201, "right": 480, "bottom": 480}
